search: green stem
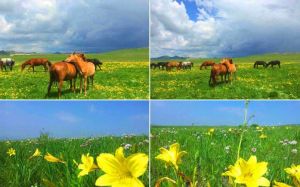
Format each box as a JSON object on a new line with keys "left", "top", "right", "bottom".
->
{"left": 236, "top": 100, "right": 249, "bottom": 160}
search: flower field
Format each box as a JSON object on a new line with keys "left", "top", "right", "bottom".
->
{"left": 0, "top": 134, "right": 149, "bottom": 187}
{"left": 151, "top": 53, "right": 300, "bottom": 99}
{"left": 151, "top": 125, "right": 300, "bottom": 186}
{"left": 0, "top": 48, "right": 149, "bottom": 99}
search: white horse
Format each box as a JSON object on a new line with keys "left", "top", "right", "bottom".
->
{"left": 0, "top": 58, "right": 15, "bottom": 71}
{"left": 181, "top": 61, "right": 193, "bottom": 70}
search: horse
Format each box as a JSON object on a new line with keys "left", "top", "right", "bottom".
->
{"left": 21, "top": 58, "right": 52, "bottom": 72}
{"left": 47, "top": 60, "right": 78, "bottom": 98}
{"left": 157, "top": 62, "right": 168, "bottom": 70}
{"left": 86, "top": 58, "right": 102, "bottom": 70}
{"left": 151, "top": 62, "right": 158, "bottom": 69}
{"left": 64, "top": 53, "right": 95, "bottom": 96}
{"left": 209, "top": 58, "right": 233, "bottom": 86}
{"left": 166, "top": 61, "right": 181, "bottom": 71}
{"left": 181, "top": 61, "right": 193, "bottom": 70}
{"left": 253, "top": 61, "right": 266, "bottom": 68}
{"left": 221, "top": 58, "right": 236, "bottom": 82}
{"left": 200, "top": 61, "right": 215, "bottom": 70}
{"left": 0, "top": 58, "right": 15, "bottom": 71}
{"left": 266, "top": 60, "right": 280, "bottom": 68}
{"left": 0, "top": 60, "right": 3, "bottom": 71}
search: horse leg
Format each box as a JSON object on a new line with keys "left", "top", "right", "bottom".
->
{"left": 80, "top": 76, "right": 83, "bottom": 94}
{"left": 44, "top": 64, "right": 47, "bottom": 72}
{"left": 84, "top": 76, "right": 87, "bottom": 96}
{"left": 58, "top": 81, "right": 63, "bottom": 98}
{"left": 69, "top": 80, "right": 73, "bottom": 91}
{"left": 278, "top": 63, "right": 280, "bottom": 68}
{"left": 47, "top": 80, "right": 53, "bottom": 97}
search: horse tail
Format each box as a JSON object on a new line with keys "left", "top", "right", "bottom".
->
{"left": 49, "top": 65, "right": 58, "bottom": 81}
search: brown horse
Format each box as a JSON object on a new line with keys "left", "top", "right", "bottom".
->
{"left": 200, "top": 61, "right": 215, "bottom": 70}
{"left": 47, "top": 61, "right": 77, "bottom": 98}
{"left": 221, "top": 58, "right": 236, "bottom": 82}
{"left": 166, "top": 61, "right": 181, "bottom": 71}
{"left": 64, "top": 53, "right": 95, "bottom": 96}
{"left": 209, "top": 58, "right": 233, "bottom": 86}
{"left": 21, "top": 58, "right": 52, "bottom": 72}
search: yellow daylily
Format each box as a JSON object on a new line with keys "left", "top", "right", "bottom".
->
{"left": 78, "top": 153, "right": 98, "bottom": 177}
{"left": 222, "top": 156, "right": 270, "bottom": 187}
{"left": 29, "top": 148, "right": 41, "bottom": 159}
{"left": 155, "top": 143, "right": 187, "bottom": 170}
{"left": 285, "top": 164, "right": 300, "bottom": 185}
{"left": 95, "top": 147, "right": 148, "bottom": 187}
{"left": 44, "top": 153, "right": 65, "bottom": 164}
{"left": 259, "top": 134, "right": 267, "bottom": 139}
{"left": 274, "top": 181, "right": 292, "bottom": 187}
{"left": 7, "top": 148, "right": 16, "bottom": 156}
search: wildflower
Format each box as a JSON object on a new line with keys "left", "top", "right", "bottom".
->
{"left": 228, "top": 128, "right": 232, "bottom": 132}
{"left": 207, "top": 128, "right": 215, "bottom": 136}
{"left": 291, "top": 149, "right": 298, "bottom": 154}
{"left": 124, "top": 144, "right": 132, "bottom": 150}
{"left": 44, "top": 153, "right": 65, "bottom": 163}
{"left": 155, "top": 143, "right": 187, "bottom": 171}
{"left": 225, "top": 146, "right": 230, "bottom": 153}
{"left": 78, "top": 153, "right": 98, "bottom": 177}
{"left": 260, "top": 134, "right": 267, "bottom": 139}
{"left": 285, "top": 164, "right": 300, "bottom": 182}
{"left": 273, "top": 181, "right": 292, "bottom": 187}
{"left": 289, "top": 140, "right": 297, "bottom": 145}
{"left": 7, "top": 148, "right": 16, "bottom": 156}
{"left": 29, "top": 148, "right": 41, "bottom": 159}
{"left": 222, "top": 156, "right": 270, "bottom": 187}
{"left": 251, "top": 147, "right": 257, "bottom": 153}
{"left": 95, "top": 147, "right": 148, "bottom": 187}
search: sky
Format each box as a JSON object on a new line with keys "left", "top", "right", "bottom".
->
{"left": 0, "top": 0, "right": 149, "bottom": 53}
{"left": 0, "top": 101, "right": 149, "bottom": 140}
{"left": 151, "top": 0, "right": 300, "bottom": 58}
{"left": 151, "top": 100, "right": 300, "bottom": 126}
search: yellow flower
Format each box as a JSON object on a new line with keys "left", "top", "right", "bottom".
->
{"left": 222, "top": 156, "right": 270, "bottom": 187}
{"left": 259, "top": 134, "right": 267, "bottom": 139}
{"left": 29, "top": 148, "right": 41, "bottom": 159}
{"left": 95, "top": 147, "right": 148, "bottom": 187}
{"left": 44, "top": 153, "right": 65, "bottom": 163}
{"left": 78, "top": 153, "right": 98, "bottom": 177}
{"left": 274, "top": 181, "right": 292, "bottom": 187}
{"left": 285, "top": 164, "right": 300, "bottom": 183}
{"left": 155, "top": 143, "right": 187, "bottom": 170}
{"left": 7, "top": 148, "right": 16, "bottom": 156}
{"left": 228, "top": 128, "right": 232, "bottom": 132}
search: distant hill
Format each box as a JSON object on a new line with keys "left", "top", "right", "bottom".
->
{"left": 151, "top": 55, "right": 187, "bottom": 61}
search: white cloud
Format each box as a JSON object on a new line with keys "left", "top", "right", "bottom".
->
{"left": 151, "top": 0, "right": 300, "bottom": 57}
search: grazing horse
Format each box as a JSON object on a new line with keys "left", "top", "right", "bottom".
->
{"left": 21, "top": 58, "right": 52, "bottom": 72}
{"left": 200, "top": 61, "right": 215, "bottom": 70}
{"left": 86, "top": 58, "right": 103, "bottom": 70}
{"left": 0, "top": 58, "right": 15, "bottom": 71}
{"left": 253, "top": 61, "right": 267, "bottom": 68}
{"left": 64, "top": 53, "right": 95, "bottom": 96}
{"left": 181, "top": 61, "right": 193, "bottom": 70}
{"left": 166, "top": 61, "right": 181, "bottom": 71}
{"left": 47, "top": 60, "right": 78, "bottom": 98}
{"left": 0, "top": 60, "right": 3, "bottom": 71}
{"left": 151, "top": 62, "right": 158, "bottom": 69}
{"left": 209, "top": 58, "right": 233, "bottom": 86}
{"left": 221, "top": 58, "right": 236, "bottom": 82}
{"left": 157, "top": 62, "right": 168, "bottom": 70}
{"left": 266, "top": 60, "right": 280, "bottom": 68}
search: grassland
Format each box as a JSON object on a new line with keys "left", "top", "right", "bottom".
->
{"left": 151, "top": 53, "right": 300, "bottom": 99}
{"left": 0, "top": 134, "right": 149, "bottom": 187}
{"left": 0, "top": 48, "right": 149, "bottom": 99}
{"left": 151, "top": 125, "right": 300, "bottom": 186}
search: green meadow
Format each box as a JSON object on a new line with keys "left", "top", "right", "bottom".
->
{"left": 0, "top": 134, "right": 149, "bottom": 187}
{"left": 151, "top": 53, "right": 300, "bottom": 99}
{"left": 151, "top": 125, "right": 300, "bottom": 187}
{"left": 0, "top": 48, "right": 149, "bottom": 99}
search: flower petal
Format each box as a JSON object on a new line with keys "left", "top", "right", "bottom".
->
{"left": 95, "top": 174, "right": 119, "bottom": 186}
{"left": 257, "top": 177, "right": 270, "bottom": 186}
{"left": 97, "top": 153, "right": 122, "bottom": 175}
{"left": 113, "top": 177, "right": 144, "bottom": 187}
{"left": 126, "top": 153, "right": 148, "bottom": 177}
{"left": 115, "top": 147, "right": 125, "bottom": 162}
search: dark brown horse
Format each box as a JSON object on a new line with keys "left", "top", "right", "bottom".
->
{"left": 0, "top": 60, "right": 3, "bottom": 71}
{"left": 200, "top": 61, "right": 215, "bottom": 70}
{"left": 21, "top": 58, "right": 52, "bottom": 72}
{"left": 47, "top": 61, "right": 77, "bottom": 98}
{"left": 166, "top": 61, "right": 181, "bottom": 71}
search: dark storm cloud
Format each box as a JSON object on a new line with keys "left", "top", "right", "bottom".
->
{"left": 0, "top": 0, "right": 148, "bottom": 53}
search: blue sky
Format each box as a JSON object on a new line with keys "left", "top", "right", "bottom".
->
{"left": 151, "top": 101, "right": 300, "bottom": 126}
{"left": 0, "top": 101, "right": 149, "bottom": 140}
{"left": 0, "top": 0, "right": 148, "bottom": 53}
{"left": 151, "top": 0, "right": 300, "bottom": 57}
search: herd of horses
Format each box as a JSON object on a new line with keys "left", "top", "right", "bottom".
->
{"left": 0, "top": 54, "right": 103, "bottom": 98}
{"left": 151, "top": 59, "right": 281, "bottom": 86}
